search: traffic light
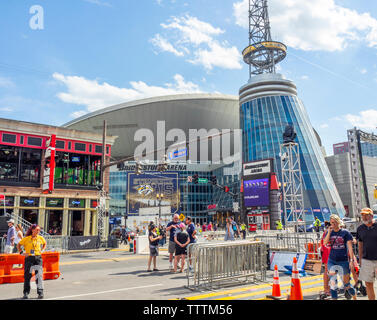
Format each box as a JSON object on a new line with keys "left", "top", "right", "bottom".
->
{"left": 135, "top": 162, "right": 142, "bottom": 175}
{"left": 193, "top": 174, "right": 199, "bottom": 184}
{"left": 210, "top": 175, "right": 217, "bottom": 185}
{"left": 224, "top": 186, "right": 230, "bottom": 193}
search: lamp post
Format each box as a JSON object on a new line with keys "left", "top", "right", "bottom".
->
{"left": 156, "top": 193, "right": 164, "bottom": 224}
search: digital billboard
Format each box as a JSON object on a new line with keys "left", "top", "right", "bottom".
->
{"left": 243, "top": 178, "right": 270, "bottom": 208}
{"left": 127, "top": 172, "right": 179, "bottom": 215}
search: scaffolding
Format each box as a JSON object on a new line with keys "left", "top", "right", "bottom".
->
{"left": 280, "top": 142, "right": 305, "bottom": 233}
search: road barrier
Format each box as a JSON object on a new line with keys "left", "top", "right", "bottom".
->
{"left": 0, "top": 252, "right": 60, "bottom": 284}
{"left": 252, "top": 233, "right": 321, "bottom": 260}
{"left": 186, "top": 240, "right": 267, "bottom": 290}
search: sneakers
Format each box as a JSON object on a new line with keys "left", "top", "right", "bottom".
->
{"left": 153, "top": 268, "right": 159, "bottom": 271}
{"left": 22, "top": 294, "right": 28, "bottom": 299}
{"left": 38, "top": 293, "right": 44, "bottom": 299}
{"left": 147, "top": 269, "right": 152, "bottom": 272}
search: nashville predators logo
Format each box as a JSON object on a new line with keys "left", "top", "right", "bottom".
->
{"left": 137, "top": 185, "right": 154, "bottom": 196}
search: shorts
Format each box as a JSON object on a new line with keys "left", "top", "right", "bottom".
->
{"left": 4, "top": 245, "right": 14, "bottom": 254}
{"left": 359, "top": 259, "right": 377, "bottom": 283}
{"left": 168, "top": 241, "right": 176, "bottom": 254}
{"left": 175, "top": 245, "right": 187, "bottom": 256}
{"left": 327, "top": 259, "right": 351, "bottom": 276}
{"left": 149, "top": 245, "right": 159, "bottom": 257}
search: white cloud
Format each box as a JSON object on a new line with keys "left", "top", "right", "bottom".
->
{"left": 319, "top": 123, "right": 329, "bottom": 129}
{"left": 360, "top": 68, "right": 368, "bottom": 74}
{"left": 344, "top": 109, "right": 377, "bottom": 131}
{"left": 82, "top": 0, "right": 112, "bottom": 7}
{"left": 0, "top": 107, "right": 14, "bottom": 112}
{"left": 150, "top": 34, "right": 185, "bottom": 57}
{"left": 301, "top": 75, "right": 309, "bottom": 80}
{"left": 0, "top": 76, "right": 15, "bottom": 88}
{"left": 151, "top": 15, "right": 242, "bottom": 70}
{"left": 233, "top": 0, "right": 377, "bottom": 52}
{"left": 52, "top": 73, "right": 203, "bottom": 118}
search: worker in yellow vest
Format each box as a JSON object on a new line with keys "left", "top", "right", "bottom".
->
{"left": 276, "top": 220, "right": 283, "bottom": 231}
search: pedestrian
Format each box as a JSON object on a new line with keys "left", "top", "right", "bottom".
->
{"left": 230, "top": 217, "right": 239, "bottom": 238}
{"left": 185, "top": 216, "right": 197, "bottom": 271}
{"left": 3, "top": 218, "right": 16, "bottom": 254}
{"left": 214, "top": 223, "right": 218, "bottom": 231}
{"left": 356, "top": 207, "right": 377, "bottom": 300}
{"left": 147, "top": 224, "right": 162, "bottom": 272}
{"left": 173, "top": 223, "right": 190, "bottom": 273}
{"left": 314, "top": 216, "right": 321, "bottom": 233}
{"left": 207, "top": 222, "right": 212, "bottom": 231}
{"left": 166, "top": 214, "right": 180, "bottom": 271}
{"left": 240, "top": 223, "right": 247, "bottom": 239}
{"left": 17, "top": 224, "right": 46, "bottom": 299}
{"left": 14, "top": 224, "right": 24, "bottom": 251}
{"left": 120, "top": 225, "right": 127, "bottom": 245}
{"left": 319, "top": 221, "right": 332, "bottom": 298}
{"left": 202, "top": 222, "right": 207, "bottom": 232}
{"left": 276, "top": 219, "right": 283, "bottom": 231}
{"left": 224, "top": 218, "right": 235, "bottom": 241}
{"left": 323, "top": 214, "right": 357, "bottom": 300}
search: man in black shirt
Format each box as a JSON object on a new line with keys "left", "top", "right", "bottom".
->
{"left": 356, "top": 208, "right": 377, "bottom": 300}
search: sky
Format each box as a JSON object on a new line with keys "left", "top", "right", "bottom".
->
{"left": 0, "top": 0, "right": 377, "bottom": 155}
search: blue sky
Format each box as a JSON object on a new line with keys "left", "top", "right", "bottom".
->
{"left": 0, "top": 0, "right": 376, "bottom": 155}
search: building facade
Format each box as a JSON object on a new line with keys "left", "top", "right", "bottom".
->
{"left": 239, "top": 73, "right": 346, "bottom": 220}
{"left": 0, "top": 118, "right": 116, "bottom": 237}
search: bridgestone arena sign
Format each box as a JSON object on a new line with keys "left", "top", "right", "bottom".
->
{"left": 119, "top": 164, "right": 187, "bottom": 172}
{"left": 243, "top": 160, "right": 271, "bottom": 177}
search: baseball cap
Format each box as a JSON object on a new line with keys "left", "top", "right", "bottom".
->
{"left": 360, "top": 208, "right": 373, "bottom": 216}
{"left": 7, "top": 219, "right": 14, "bottom": 224}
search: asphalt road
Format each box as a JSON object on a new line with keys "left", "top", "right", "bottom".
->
{"left": 0, "top": 249, "right": 375, "bottom": 301}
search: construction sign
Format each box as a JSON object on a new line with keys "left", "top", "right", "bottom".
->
{"left": 179, "top": 213, "right": 185, "bottom": 222}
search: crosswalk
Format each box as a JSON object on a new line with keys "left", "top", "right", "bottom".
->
{"left": 179, "top": 275, "right": 324, "bottom": 300}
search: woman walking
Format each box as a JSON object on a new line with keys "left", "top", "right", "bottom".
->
{"left": 323, "top": 215, "right": 357, "bottom": 300}
{"left": 147, "top": 224, "right": 162, "bottom": 272}
{"left": 224, "top": 218, "right": 235, "bottom": 241}
{"left": 14, "top": 224, "right": 23, "bottom": 251}
{"left": 17, "top": 224, "right": 46, "bottom": 299}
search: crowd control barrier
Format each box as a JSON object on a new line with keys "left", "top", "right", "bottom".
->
{"left": 252, "top": 233, "right": 321, "bottom": 260}
{"left": 0, "top": 252, "right": 60, "bottom": 284}
{"left": 186, "top": 240, "right": 267, "bottom": 291}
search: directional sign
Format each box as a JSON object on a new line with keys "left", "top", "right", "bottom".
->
{"left": 198, "top": 178, "right": 208, "bottom": 184}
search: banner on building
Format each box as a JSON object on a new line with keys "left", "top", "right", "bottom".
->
{"left": 243, "top": 159, "right": 273, "bottom": 177}
{"left": 127, "top": 172, "right": 179, "bottom": 215}
{"left": 67, "top": 236, "right": 100, "bottom": 250}
{"left": 43, "top": 134, "right": 56, "bottom": 194}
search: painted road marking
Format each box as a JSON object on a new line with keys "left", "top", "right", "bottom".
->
{"left": 46, "top": 284, "right": 163, "bottom": 300}
{"left": 60, "top": 256, "right": 146, "bottom": 266}
{"left": 183, "top": 275, "right": 323, "bottom": 300}
{"left": 216, "top": 280, "right": 323, "bottom": 300}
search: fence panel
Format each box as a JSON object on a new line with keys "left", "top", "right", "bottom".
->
{"left": 186, "top": 240, "right": 267, "bottom": 290}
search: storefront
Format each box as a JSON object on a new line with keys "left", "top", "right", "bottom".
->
{"left": 19, "top": 197, "right": 39, "bottom": 224}
{"left": 68, "top": 198, "right": 86, "bottom": 236}
{"left": 0, "top": 196, "right": 15, "bottom": 216}
{"left": 45, "top": 198, "right": 64, "bottom": 235}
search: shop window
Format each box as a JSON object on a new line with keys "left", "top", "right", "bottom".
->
{"left": 0, "top": 196, "right": 15, "bottom": 207}
{"left": 56, "top": 140, "right": 65, "bottom": 149}
{"left": 68, "top": 142, "right": 72, "bottom": 150}
{"left": 54, "top": 152, "right": 101, "bottom": 187}
{"left": 27, "top": 136, "right": 42, "bottom": 147}
{"left": 47, "top": 210, "right": 63, "bottom": 235}
{"left": 20, "top": 149, "right": 41, "bottom": 183}
{"left": 46, "top": 198, "right": 64, "bottom": 208}
{"left": 95, "top": 145, "right": 102, "bottom": 154}
{"left": 20, "top": 197, "right": 39, "bottom": 207}
{"left": 0, "top": 146, "right": 19, "bottom": 181}
{"left": 20, "top": 136, "right": 24, "bottom": 145}
{"left": 21, "top": 209, "right": 38, "bottom": 224}
{"left": 69, "top": 198, "right": 86, "bottom": 208}
{"left": 74, "top": 142, "right": 86, "bottom": 152}
{"left": 2, "top": 133, "right": 17, "bottom": 144}
{"left": 89, "top": 144, "right": 92, "bottom": 153}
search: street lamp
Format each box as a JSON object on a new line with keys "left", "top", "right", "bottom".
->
{"left": 156, "top": 193, "right": 164, "bottom": 223}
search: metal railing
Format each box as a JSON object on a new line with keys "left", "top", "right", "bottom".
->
{"left": 186, "top": 240, "right": 267, "bottom": 290}
{"left": 251, "top": 232, "right": 322, "bottom": 260}
{"left": 5, "top": 212, "right": 51, "bottom": 239}
{"left": 0, "top": 237, "right": 5, "bottom": 253}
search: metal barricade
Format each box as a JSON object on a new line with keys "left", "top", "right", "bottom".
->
{"left": 186, "top": 240, "right": 267, "bottom": 290}
{"left": 44, "top": 236, "right": 69, "bottom": 253}
{"left": 0, "top": 237, "right": 5, "bottom": 253}
{"left": 251, "top": 233, "right": 322, "bottom": 260}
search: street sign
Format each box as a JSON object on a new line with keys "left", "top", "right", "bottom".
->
{"left": 168, "top": 148, "right": 187, "bottom": 160}
{"left": 198, "top": 178, "right": 208, "bottom": 184}
{"left": 179, "top": 213, "right": 185, "bottom": 221}
{"left": 233, "top": 202, "right": 239, "bottom": 212}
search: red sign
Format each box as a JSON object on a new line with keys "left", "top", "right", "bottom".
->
{"left": 207, "top": 204, "right": 217, "bottom": 210}
{"left": 43, "top": 135, "right": 56, "bottom": 194}
{"left": 0, "top": 194, "right": 4, "bottom": 200}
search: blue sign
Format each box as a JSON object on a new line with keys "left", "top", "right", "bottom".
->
{"left": 23, "top": 199, "right": 34, "bottom": 205}
{"left": 71, "top": 156, "right": 80, "bottom": 162}
{"left": 168, "top": 148, "right": 187, "bottom": 160}
{"left": 243, "top": 178, "right": 270, "bottom": 207}
{"left": 312, "top": 208, "right": 324, "bottom": 222}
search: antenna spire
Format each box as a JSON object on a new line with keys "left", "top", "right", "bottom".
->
{"left": 243, "top": 0, "right": 287, "bottom": 76}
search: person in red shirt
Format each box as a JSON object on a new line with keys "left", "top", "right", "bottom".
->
{"left": 320, "top": 221, "right": 331, "bottom": 297}
{"left": 202, "top": 223, "right": 207, "bottom": 232}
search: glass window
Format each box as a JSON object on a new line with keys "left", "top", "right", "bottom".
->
{"left": 2, "top": 133, "right": 17, "bottom": 144}
{"left": 69, "top": 198, "right": 86, "bottom": 208}
{"left": 0, "top": 146, "right": 19, "bottom": 181}
{"left": 46, "top": 198, "right": 64, "bottom": 208}
{"left": 95, "top": 145, "right": 102, "bottom": 154}
{"left": 20, "top": 197, "right": 39, "bottom": 207}
{"left": 74, "top": 142, "right": 86, "bottom": 152}
{"left": 20, "top": 148, "right": 41, "bottom": 183}
{"left": 56, "top": 140, "right": 65, "bottom": 149}
{"left": 27, "top": 136, "right": 42, "bottom": 147}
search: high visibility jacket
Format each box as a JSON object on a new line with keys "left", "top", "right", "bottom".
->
{"left": 276, "top": 221, "right": 283, "bottom": 230}
{"left": 156, "top": 228, "right": 160, "bottom": 235}
{"left": 314, "top": 219, "right": 321, "bottom": 227}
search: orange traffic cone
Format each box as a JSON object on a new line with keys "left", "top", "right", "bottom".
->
{"left": 266, "top": 265, "right": 284, "bottom": 300}
{"left": 289, "top": 257, "right": 303, "bottom": 300}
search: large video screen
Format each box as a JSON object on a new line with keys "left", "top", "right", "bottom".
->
{"left": 243, "top": 178, "right": 270, "bottom": 207}
{"left": 127, "top": 172, "right": 179, "bottom": 214}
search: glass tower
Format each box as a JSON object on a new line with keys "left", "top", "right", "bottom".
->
{"left": 240, "top": 73, "right": 346, "bottom": 219}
